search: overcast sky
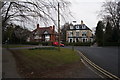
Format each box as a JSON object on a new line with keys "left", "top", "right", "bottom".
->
{"left": 66, "top": 0, "right": 106, "bottom": 30}
{"left": 9, "top": 0, "right": 117, "bottom": 31}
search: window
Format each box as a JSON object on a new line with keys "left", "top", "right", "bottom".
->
{"left": 45, "top": 35, "right": 50, "bottom": 41}
{"left": 70, "top": 26, "right": 73, "bottom": 29}
{"left": 34, "top": 35, "right": 41, "bottom": 39}
{"left": 44, "top": 31, "right": 49, "bottom": 34}
{"left": 82, "top": 38, "right": 87, "bottom": 42}
{"left": 70, "top": 39, "right": 72, "bottom": 43}
{"left": 76, "top": 25, "right": 79, "bottom": 29}
{"left": 90, "top": 38, "right": 93, "bottom": 42}
{"left": 82, "top": 25, "right": 86, "bottom": 29}
{"left": 76, "top": 38, "right": 79, "bottom": 42}
{"left": 76, "top": 32, "right": 79, "bottom": 37}
{"left": 83, "top": 38, "right": 85, "bottom": 42}
{"left": 69, "top": 32, "right": 73, "bottom": 37}
{"left": 82, "top": 34, "right": 86, "bottom": 36}
{"left": 82, "top": 32, "right": 86, "bottom": 37}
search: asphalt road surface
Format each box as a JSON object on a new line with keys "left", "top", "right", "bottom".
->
{"left": 66, "top": 46, "right": 119, "bottom": 77}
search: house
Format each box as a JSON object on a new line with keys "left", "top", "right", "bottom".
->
{"left": 66, "top": 20, "right": 93, "bottom": 43}
{"left": 27, "top": 24, "right": 57, "bottom": 42}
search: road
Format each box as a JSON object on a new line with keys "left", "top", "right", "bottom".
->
{"left": 66, "top": 46, "right": 119, "bottom": 77}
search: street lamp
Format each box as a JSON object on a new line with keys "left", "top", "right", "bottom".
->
{"left": 103, "top": 28, "right": 105, "bottom": 46}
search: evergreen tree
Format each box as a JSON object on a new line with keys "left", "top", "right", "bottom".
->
{"left": 104, "top": 21, "right": 112, "bottom": 42}
{"left": 95, "top": 21, "right": 104, "bottom": 46}
{"left": 112, "top": 26, "right": 119, "bottom": 42}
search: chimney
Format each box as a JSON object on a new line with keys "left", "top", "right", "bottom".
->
{"left": 37, "top": 24, "right": 39, "bottom": 29}
{"left": 49, "top": 26, "right": 52, "bottom": 29}
{"left": 81, "top": 20, "right": 83, "bottom": 24}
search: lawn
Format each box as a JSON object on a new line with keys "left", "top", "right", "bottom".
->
{"left": 2, "top": 44, "right": 35, "bottom": 48}
{"left": 11, "top": 47, "right": 80, "bottom": 78}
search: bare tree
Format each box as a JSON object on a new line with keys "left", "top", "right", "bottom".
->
{"left": 1, "top": 0, "right": 72, "bottom": 30}
{"left": 99, "top": 0, "right": 120, "bottom": 28}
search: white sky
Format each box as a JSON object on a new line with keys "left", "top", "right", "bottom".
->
{"left": 66, "top": 0, "right": 106, "bottom": 30}
{"left": 8, "top": 0, "right": 115, "bottom": 31}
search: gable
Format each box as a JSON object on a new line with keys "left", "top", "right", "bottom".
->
{"left": 44, "top": 31, "right": 49, "bottom": 34}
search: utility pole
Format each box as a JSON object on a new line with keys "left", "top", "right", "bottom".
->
{"left": 58, "top": 3, "right": 60, "bottom": 51}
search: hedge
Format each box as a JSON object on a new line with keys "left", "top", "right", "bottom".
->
{"left": 63, "top": 42, "right": 93, "bottom": 46}
{"left": 22, "top": 41, "right": 52, "bottom": 46}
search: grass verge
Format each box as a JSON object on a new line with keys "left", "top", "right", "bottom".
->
{"left": 11, "top": 47, "right": 80, "bottom": 78}
{"left": 2, "top": 44, "right": 35, "bottom": 48}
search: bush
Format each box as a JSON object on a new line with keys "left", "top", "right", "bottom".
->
{"left": 22, "top": 41, "right": 53, "bottom": 46}
{"left": 42, "top": 42, "right": 52, "bottom": 46}
{"left": 103, "top": 42, "right": 120, "bottom": 46}
{"left": 22, "top": 42, "right": 41, "bottom": 45}
{"left": 29, "top": 47, "right": 56, "bottom": 50}
{"left": 74, "top": 42, "right": 92, "bottom": 46}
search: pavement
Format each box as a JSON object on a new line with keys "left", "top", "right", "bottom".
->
{"left": 2, "top": 48, "right": 21, "bottom": 78}
{"left": 2, "top": 46, "right": 101, "bottom": 78}
{"left": 0, "top": 46, "right": 2, "bottom": 79}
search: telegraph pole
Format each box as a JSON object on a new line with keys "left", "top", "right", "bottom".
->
{"left": 58, "top": 3, "right": 60, "bottom": 51}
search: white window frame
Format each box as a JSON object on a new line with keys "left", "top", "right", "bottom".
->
{"left": 34, "top": 35, "right": 41, "bottom": 39}
{"left": 45, "top": 35, "right": 50, "bottom": 41}
{"left": 76, "top": 25, "right": 79, "bottom": 29}
{"left": 82, "top": 25, "right": 86, "bottom": 29}
{"left": 76, "top": 32, "right": 79, "bottom": 37}
{"left": 44, "top": 31, "right": 48, "bottom": 34}
{"left": 69, "top": 38, "right": 73, "bottom": 43}
{"left": 70, "top": 25, "right": 73, "bottom": 29}
{"left": 69, "top": 32, "right": 73, "bottom": 37}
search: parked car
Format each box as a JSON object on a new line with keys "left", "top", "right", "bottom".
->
{"left": 53, "top": 42, "right": 64, "bottom": 47}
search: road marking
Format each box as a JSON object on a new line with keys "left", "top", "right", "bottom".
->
{"left": 77, "top": 50, "right": 120, "bottom": 80}
{"left": 81, "top": 59, "right": 104, "bottom": 78}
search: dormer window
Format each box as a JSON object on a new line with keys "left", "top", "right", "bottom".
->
{"left": 70, "top": 25, "right": 73, "bottom": 29}
{"left": 76, "top": 25, "right": 79, "bottom": 29}
{"left": 82, "top": 25, "right": 86, "bottom": 29}
{"left": 44, "top": 31, "right": 48, "bottom": 34}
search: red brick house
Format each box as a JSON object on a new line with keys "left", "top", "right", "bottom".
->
{"left": 27, "top": 24, "right": 57, "bottom": 42}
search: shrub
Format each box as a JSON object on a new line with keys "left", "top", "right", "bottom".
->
{"left": 42, "top": 42, "right": 52, "bottom": 46}
{"left": 103, "top": 42, "right": 120, "bottom": 46}
{"left": 22, "top": 42, "right": 41, "bottom": 45}
{"left": 74, "top": 42, "right": 92, "bottom": 46}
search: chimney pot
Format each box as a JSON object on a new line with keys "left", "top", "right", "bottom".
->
{"left": 81, "top": 20, "right": 83, "bottom": 24}
{"left": 37, "top": 24, "right": 39, "bottom": 29}
{"left": 81, "top": 20, "right": 84, "bottom": 24}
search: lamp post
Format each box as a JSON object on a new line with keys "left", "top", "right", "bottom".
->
{"left": 58, "top": 2, "right": 60, "bottom": 51}
{"left": 103, "top": 28, "right": 105, "bottom": 46}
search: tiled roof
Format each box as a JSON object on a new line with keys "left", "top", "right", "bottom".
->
{"left": 68, "top": 24, "right": 92, "bottom": 31}
{"left": 32, "top": 26, "right": 57, "bottom": 35}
